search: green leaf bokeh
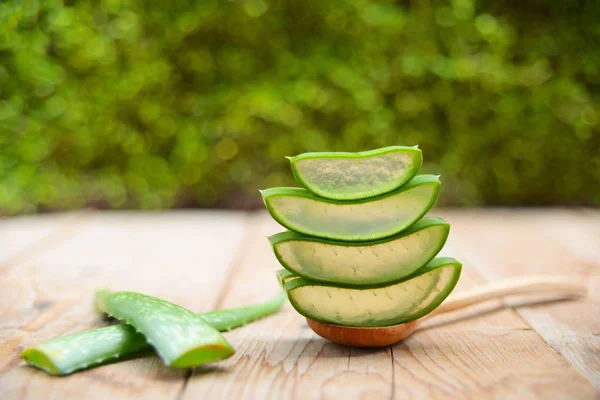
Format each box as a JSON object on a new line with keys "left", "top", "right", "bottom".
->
{"left": 1, "top": 0, "right": 598, "bottom": 214}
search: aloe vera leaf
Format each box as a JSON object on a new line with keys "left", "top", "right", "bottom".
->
{"left": 199, "top": 292, "right": 285, "bottom": 331}
{"left": 94, "top": 291, "right": 235, "bottom": 368}
{"left": 20, "top": 325, "right": 147, "bottom": 376}
{"left": 288, "top": 145, "right": 422, "bottom": 200}
{"left": 283, "top": 257, "right": 462, "bottom": 327}
{"left": 270, "top": 217, "right": 449, "bottom": 286}
{"left": 261, "top": 175, "right": 440, "bottom": 241}
{"left": 21, "top": 293, "right": 285, "bottom": 376}
{"left": 276, "top": 269, "right": 299, "bottom": 289}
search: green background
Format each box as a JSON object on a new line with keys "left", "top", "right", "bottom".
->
{"left": 1, "top": 0, "right": 598, "bottom": 215}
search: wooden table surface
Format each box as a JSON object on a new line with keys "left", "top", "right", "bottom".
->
{"left": 0, "top": 209, "right": 598, "bottom": 399}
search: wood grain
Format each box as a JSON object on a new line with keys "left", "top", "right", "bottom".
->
{"left": 446, "top": 209, "right": 600, "bottom": 389}
{"left": 0, "top": 211, "right": 247, "bottom": 400}
{"left": 1, "top": 209, "right": 599, "bottom": 400}
{"left": 182, "top": 213, "right": 394, "bottom": 400}
{"left": 0, "top": 210, "right": 91, "bottom": 271}
{"left": 391, "top": 237, "right": 597, "bottom": 400}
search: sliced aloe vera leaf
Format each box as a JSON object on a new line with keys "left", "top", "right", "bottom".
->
{"left": 261, "top": 175, "right": 440, "bottom": 241}
{"left": 95, "top": 290, "right": 234, "bottom": 368}
{"left": 276, "top": 269, "right": 299, "bottom": 289}
{"left": 288, "top": 145, "right": 422, "bottom": 200}
{"left": 270, "top": 217, "right": 449, "bottom": 286}
{"left": 20, "top": 325, "right": 147, "bottom": 376}
{"left": 21, "top": 293, "right": 285, "bottom": 376}
{"left": 284, "top": 257, "right": 462, "bottom": 327}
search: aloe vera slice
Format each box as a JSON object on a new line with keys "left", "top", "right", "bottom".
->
{"left": 288, "top": 146, "right": 422, "bottom": 200}
{"left": 270, "top": 217, "right": 449, "bottom": 286}
{"left": 95, "top": 290, "right": 234, "bottom": 368}
{"left": 283, "top": 257, "right": 462, "bottom": 327}
{"left": 261, "top": 175, "right": 440, "bottom": 241}
{"left": 276, "top": 269, "right": 299, "bottom": 289}
{"left": 21, "top": 293, "right": 285, "bottom": 376}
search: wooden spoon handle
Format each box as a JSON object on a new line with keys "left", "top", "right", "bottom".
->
{"left": 426, "top": 276, "right": 588, "bottom": 319}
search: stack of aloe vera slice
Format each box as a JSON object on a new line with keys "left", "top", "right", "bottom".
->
{"left": 262, "top": 146, "right": 462, "bottom": 328}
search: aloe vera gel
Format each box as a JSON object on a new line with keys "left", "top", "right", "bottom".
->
{"left": 262, "top": 145, "right": 462, "bottom": 329}
{"left": 285, "top": 258, "right": 461, "bottom": 327}
{"left": 261, "top": 175, "right": 440, "bottom": 241}
{"left": 288, "top": 146, "right": 422, "bottom": 200}
{"left": 270, "top": 217, "right": 449, "bottom": 286}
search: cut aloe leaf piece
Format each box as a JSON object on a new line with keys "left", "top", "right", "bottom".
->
{"left": 261, "top": 175, "right": 440, "bottom": 241}
{"left": 276, "top": 269, "right": 299, "bottom": 289}
{"left": 288, "top": 145, "right": 422, "bottom": 200}
{"left": 283, "top": 257, "right": 462, "bottom": 327}
{"left": 95, "top": 290, "right": 234, "bottom": 368}
{"left": 21, "top": 293, "right": 285, "bottom": 375}
{"left": 270, "top": 217, "right": 449, "bottom": 286}
{"left": 20, "top": 325, "right": 147, "bottom": 376}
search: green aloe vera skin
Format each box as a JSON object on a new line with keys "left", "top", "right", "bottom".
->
{"left": 283, "top": 257, "right": 462, "bottom": 327}
{"left": 288, "top": 146, "right": 422, "bottom": 200}
{"left": 261, "top": 175, "right": 440, "bottom": 241}
{"left": 200, "top": 292, "right": 285, "bottom": 331}
{"left": 95, "top": 291, "right": 235, "bottom": 368}
{"left": 21, "top": 293, "right": 285, "bottom": 376}
{"left": 270, "top": 217, "right": 449, "bottom": 286}
{"left": 20, "top": 325, "right": 147, "bottom": 376}
{"left": 276, "top": 269, "right": 299, "bottom": 289}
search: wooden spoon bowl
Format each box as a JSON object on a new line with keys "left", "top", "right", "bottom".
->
{"left": 305, "top": 277, "right": 587, "bottom": 348}
{"left": 307, "top": 318, "right": 420, "bottom": 347}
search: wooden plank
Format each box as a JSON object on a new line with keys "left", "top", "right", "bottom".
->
{"left": 183, "top": 211, "right": 597, "bottom": 399}
{"left": 0, "top": 211, "right": 91, "bottom": 270}
{"left": 181, "top": 213, "right": 394, "bottom": 400}
{"left": 1, "top": 209, "right": 598, "bottom": 399}
{"left": 0, "top": 211, "right": 248, "bottom": 400}
{"left": 445, "top": 209, "right": 600, "bottom": 390}
{"left": 391, "top": 235, "right": 597, "bottom": 399}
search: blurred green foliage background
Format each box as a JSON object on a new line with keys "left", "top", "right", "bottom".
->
{"left": 1, "top": 0, "right": 599, "bottom": 215}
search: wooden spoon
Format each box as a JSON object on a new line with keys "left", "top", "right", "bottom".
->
{"left": 306, "top": 277, "right": 588, "bottom": 347}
